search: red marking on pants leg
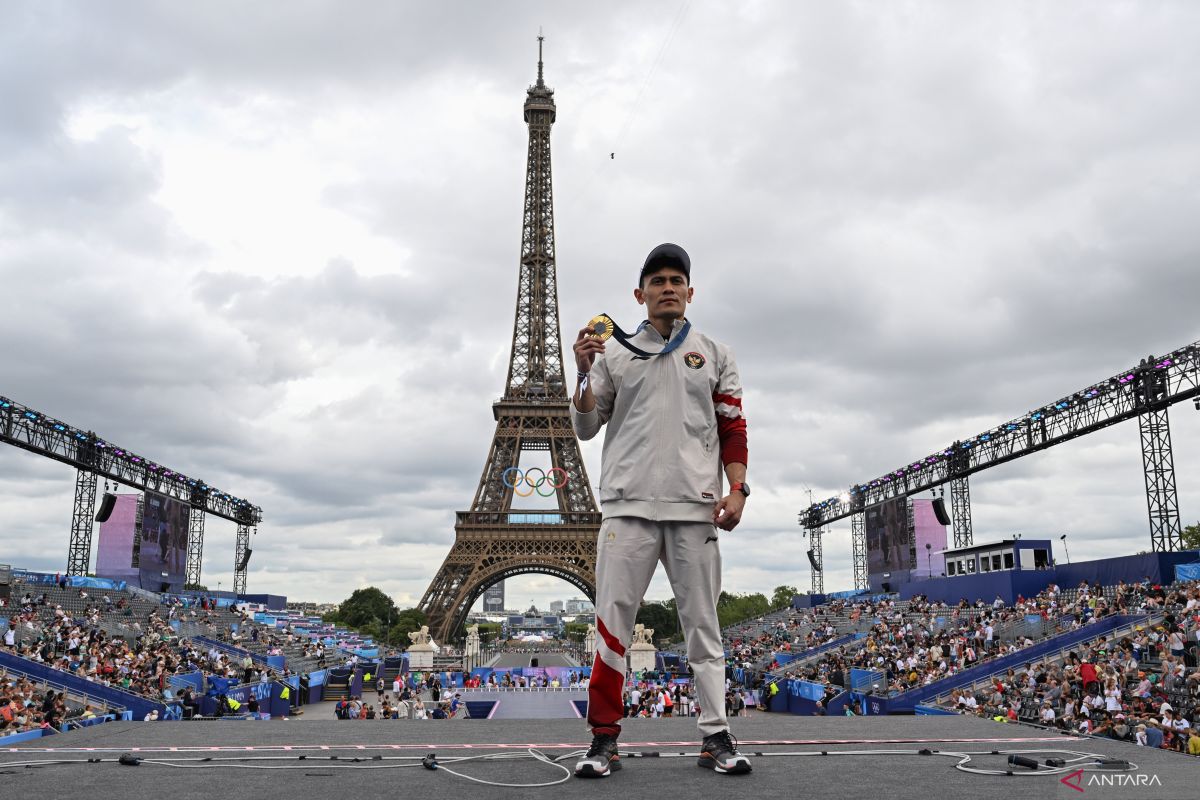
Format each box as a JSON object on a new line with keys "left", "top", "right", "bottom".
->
{"left": 587, "top": 652, "right": 624, "bottom": 735}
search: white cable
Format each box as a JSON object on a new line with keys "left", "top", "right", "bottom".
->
{"left": 431, "top": 748, "right": 572, "bottom": 788}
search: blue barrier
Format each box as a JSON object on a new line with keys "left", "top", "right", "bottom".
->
{"left": 1, "top": 728, "right": 49, "bottom": 744}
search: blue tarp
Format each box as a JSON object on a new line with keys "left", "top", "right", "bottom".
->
{"left": 788, "top": 680, "right": 826, "bottom": 701}
{"left": 11, "top": 570, "right": 127, "bottom": 591}
{"left": 1175, "top": 563, "right": 1200, "bottom": 582}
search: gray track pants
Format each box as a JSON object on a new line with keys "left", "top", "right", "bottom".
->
{"left": 587, "top": 516, "right": 728, "bottom": 737}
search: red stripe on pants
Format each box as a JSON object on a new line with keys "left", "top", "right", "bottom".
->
{"left": 596, "top": 615, "right": 626, "bottom": 657}
{"left": 587, "top": 651, "right": 624, "bottom": 736}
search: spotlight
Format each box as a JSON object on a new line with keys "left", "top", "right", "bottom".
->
{"left": 1193, "top": 397, "right": 1199, "bottom": 411}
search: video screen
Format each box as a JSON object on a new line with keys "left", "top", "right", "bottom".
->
{"left": 96, "top": 494, "right": 140, "bottom": 582}
{"left": 139, "top": 491, "right": 189, "bottom": 587}
{"left": 866, "top": 497, "right": 910, "bottom": 575}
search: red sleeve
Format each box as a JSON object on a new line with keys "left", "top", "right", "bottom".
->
{"left": 714, "top": 392, "right": 748, "bottom": 466}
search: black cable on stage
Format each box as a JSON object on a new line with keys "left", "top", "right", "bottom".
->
{"left": 0, "top": 742, "right": 1143, "bottom": 788}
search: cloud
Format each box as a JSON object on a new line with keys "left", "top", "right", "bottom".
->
{"left": 2, "top": 1, "right": 1199, "bottom": 614}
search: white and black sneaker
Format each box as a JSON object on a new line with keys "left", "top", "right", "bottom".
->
{"left": 575, "top": 733, "right": 621, "bottom": 778}
{"left": 698, "top": 730, "right": 752, "bottom": 774}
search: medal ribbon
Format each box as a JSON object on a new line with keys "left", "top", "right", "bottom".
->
{"left": 579, "top": 315, "right": 692, "bottom": 393}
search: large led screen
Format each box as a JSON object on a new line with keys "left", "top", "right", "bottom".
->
{"left": 911, "top": 499, "right": 949, "bottom": 578}
{"left": 866, "top": 497, "right": 910, "bottom": 575}
{"left": 139, "top": 490, "right": 189, "bottom": 589}
{"left": 96, "top": 494, "right": 140, "bottom": 583}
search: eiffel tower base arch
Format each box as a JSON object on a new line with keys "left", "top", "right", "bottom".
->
{"left": 418, "top": 514, "right": 598, "bottom": 643}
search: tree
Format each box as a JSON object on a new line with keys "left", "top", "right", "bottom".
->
{"left": 1183, "top": 522, "right": 1200, "bottom": 550}
{"left": 771, "top": 585, "right": 799, "bottom": 610}
{"left": 716, "top": 591, "right": 770, "bottom": 629}
{"left": 636, "top": 601, "right": 680, "bottom": 641}
{"left": 326, "top": 587, "right": 399, "bottom": 636}
{"left": 391, "top": 608, "right": 428, "bottom": 647}
{"left": 474, "top": 622, "right": 503, "bottom": 644}
{"left": 564, "top": 622, "right": 591, "bottom": 643}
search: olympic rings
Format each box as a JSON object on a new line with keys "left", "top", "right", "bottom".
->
{"left": 502, "top": 467, "right": 570, "bottom": 497}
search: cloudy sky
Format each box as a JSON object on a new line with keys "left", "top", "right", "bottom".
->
{"left": 3, "top": 1, "right": 1199, "bottom": 613}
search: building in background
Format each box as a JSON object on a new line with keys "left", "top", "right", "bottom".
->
{"left": 566, "top": 597, "right": 594, "bottom": 614}
{"left": 483, "top": 581, "right": 505, "bottom": 612}
{"left": 549, "top": 599, "right": 564, "bottom": 613}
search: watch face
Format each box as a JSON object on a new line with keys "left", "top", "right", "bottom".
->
{"left": 739, "top": 483, "right": 750, "bottom": 497}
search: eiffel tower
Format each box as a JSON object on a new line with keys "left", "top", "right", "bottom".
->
{"left": 417, "top": 38, "right": 601, "bottom": 644}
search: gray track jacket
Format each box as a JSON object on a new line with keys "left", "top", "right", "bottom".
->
{"left": 571, "top": 318, "right": 746, "bottom": 523}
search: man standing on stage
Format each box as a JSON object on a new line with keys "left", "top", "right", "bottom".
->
{"left": 570, "top": 243, "right": 752, "bottom": 778}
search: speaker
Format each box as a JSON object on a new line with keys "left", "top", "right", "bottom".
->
{"left": 237, "top": 548, "right": 252, "bottom": 571}
{"left": 931, "top": 497, "right": 952, "bottom": 526}
{"left": 95, "top": 493, "right": 118, "bottom": 523}
{"left": 806, "top": 549, "right": 820, "bottom": 571}
{"left": 531, "top": 657, "right": 539, "bottom": 668}
{"left": 881, "top": 581, "right": 892, "bottom": 592}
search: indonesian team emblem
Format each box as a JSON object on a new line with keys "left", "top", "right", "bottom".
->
{"left": 684, "top": 351, "right": 705, "bottom": 370}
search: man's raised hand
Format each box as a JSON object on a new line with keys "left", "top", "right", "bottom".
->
{"left": 573, "top": 326, "right": 606, "bottom": 374}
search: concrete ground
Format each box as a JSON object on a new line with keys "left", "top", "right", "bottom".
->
{"left": 2, "top": 714, "right": 1194, "bottom": 800}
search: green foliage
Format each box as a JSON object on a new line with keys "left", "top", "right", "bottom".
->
{"left": 474, "top": 623, "right": 503, "bottom": 644}
{"left": 564, "top": 622, "right": 591, "bottom": 642}
{"left": 323, "top": 587, "right": 428, "bottom": 648}
{"left": 636, "top": 601, "right": 680, "bottom": 641}
{"left": 390, "top": 608, "right": 429, "bottom": 647}
{"left": 716, "top": 591, "right": 770, "bottom": 629}
{"left": 328, "top": 587, "right": 398, "bottom": 630}
{"left": 771, "top": 585, "right": 799, "bottom": 610}
{"left": 1183, "top": 522, "right": 1200, "bottom": 550}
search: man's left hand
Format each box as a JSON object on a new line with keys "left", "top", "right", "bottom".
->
{"left": 713, "top": 492, "right": 746, "bottom": 531}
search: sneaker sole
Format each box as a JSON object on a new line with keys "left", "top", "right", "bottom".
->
{"left": 575, "top": 759, "right": 621, "bottom": 778}
{"left": 697, "top": 754, "right": 752, "bottom": 774}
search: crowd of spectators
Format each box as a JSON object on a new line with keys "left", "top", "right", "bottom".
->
{"left": 729, "top": 578, "right": 1179, "bottom": 701}
{"left": 0, "top": 673, "right": 75, "bottom": 736}
{"left": 1, "top": 590, "right": 286, "bottom": 716}
{"left": 943, "top": 580, "right": 1200, "bottom": 755}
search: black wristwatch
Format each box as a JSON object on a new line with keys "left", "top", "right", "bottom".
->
{"left": 731, "top": 482, "right": 750, "bottom": 497}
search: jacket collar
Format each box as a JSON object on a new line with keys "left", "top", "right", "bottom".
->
{"left": 635, "top": 317, "right": 689, "bottom": 341}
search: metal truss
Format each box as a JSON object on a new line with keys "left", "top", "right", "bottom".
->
{"left": 803, "top": 341, "right": 1200, "bottom": 529}
{"left": 951, "top": 475, "right": 974, "bottom": 548}
{"left": 233, "top": 524, "right": 253, "bottom": 596}
{"left": 186, "top": 507, "right": 206, "bottom": 588}
{"left": 808, "top": 525, "right": 824, "bottom": 595}
{"left": 67, "top": 468, "right": 97, "bottom": 575}
{"left": 418, "top": 40, "right": 600, "bottom": 642}
{"left": 851, "top": 512, "right": 867, "bottom": 591}
{"left": 1138, "top": 363, "right": 1182, "bottom": 551}
{"left": 0, "top": 396, "right": 261, "bottom": 526}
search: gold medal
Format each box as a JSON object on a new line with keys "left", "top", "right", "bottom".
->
{"left": 586, "top": 314, "right": 614, "bottom": 341}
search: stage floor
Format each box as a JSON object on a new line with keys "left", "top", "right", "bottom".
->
{"left": 2, "top": 715, "right": 1194, "bottom": 799}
